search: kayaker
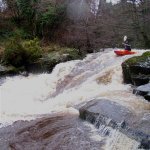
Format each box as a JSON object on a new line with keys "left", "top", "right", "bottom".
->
{"left": 123, "top": 36, "right": 131, "bottom": 51}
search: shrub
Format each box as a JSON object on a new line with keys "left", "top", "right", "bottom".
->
{"left": 0, "top": 28, "right": 30, "bottom": 42}
{"left": 3, "top": 37, "right": 42, "bottom": 67}
{"left": 3, "top": 37, "right": 27, "bottom": 67}
{"left": 12, "top": 28, "right": 31, "bottom": 39}
{"left": 23, "top": 38, "right": 42, "bottom": 63}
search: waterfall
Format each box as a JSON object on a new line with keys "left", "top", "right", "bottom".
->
{"left": 0, "top": 49, "right": 149, "bottom": 149}
{"left": 1, "top": 49, "right": 149, "bottom": 123}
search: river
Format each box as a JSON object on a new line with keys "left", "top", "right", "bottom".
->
{"left": 0, "top": 49, "right": 149, "bottom": 150}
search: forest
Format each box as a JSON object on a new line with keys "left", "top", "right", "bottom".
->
{"left": 0, "top": 0, "right": 150, "bottom": 68}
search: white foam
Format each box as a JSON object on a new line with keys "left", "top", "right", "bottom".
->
{"left": 0, "top": 49, "right": 149, "bottom": 126}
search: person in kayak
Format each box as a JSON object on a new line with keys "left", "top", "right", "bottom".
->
{"left": 123, "top": 36, "right": 131, "bottom": 51}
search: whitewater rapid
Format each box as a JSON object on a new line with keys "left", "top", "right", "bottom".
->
{"left": 0, "top": 49, "right": 149, "bottom": 125}
{"left": 0, "top": 49, "right": 150, "bottom": 150}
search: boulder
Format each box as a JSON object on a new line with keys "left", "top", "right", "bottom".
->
{"left": 80, "top": 99, "right": 134, "bottom": 129}
{"left": 79, "top": 99, "right": 150, "bottom": 146}
{"left": 122, "top": 51, "right": 150, "bottom": 86}
{"left": 122, "top": 51, "right": 150, "bottom": 101}
{"left": 133, "top": 83, "right": 150, "bottom": 102}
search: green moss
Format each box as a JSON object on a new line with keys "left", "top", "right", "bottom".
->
{"left": 124, "top": 51, "right": 150, "bottom": 65}
{"left": 142, "top": 51, "right": 150, "bottom": 57}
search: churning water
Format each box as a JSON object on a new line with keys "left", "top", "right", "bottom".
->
{"left": 0, "top": 49, "right": 149, "bottom": 149}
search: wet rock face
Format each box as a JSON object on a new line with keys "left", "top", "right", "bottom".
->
{"left": 144, "top": 93, "right": 150, "bottom": 101}
{"left": 26, "top": 49, "right": 81, "bottom": 73}
{"left": 139, "top": 139, "right": 150, "bottom": 149}
{"left": 133, "top": 83, "right": 150, "bottom": 101}
{"left": 79, "top": 99, "right": 150, "bottom": 147}
{"left": 0, "top": 113, "right": 104, "bottom": 150}
{"left": 122, "top": 57, "right": 150, "bottom": 86}
{"left": 0, "top": 64, "right": 19, "bottom": 76}
{"left": 122, "top": 64, "right": 150, "bottom": 86}
{"left": 0, "top": 64, "right": 29, "bottom": 77}
{"left": 25, "top": 55, "right": 68, "bottom": 73}
{"left": 131, "top": 74, "right": 149, "bottom": 86}
{"left": 122, "top": 52, "right": 150, "bottom": 101}
{"left": 80, "top": 99, "right": 134, "bottom": 128}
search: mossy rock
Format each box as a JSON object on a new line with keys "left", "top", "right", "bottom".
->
{"left": 26, "top": 47, "right": 81, "bottom": 73}
{"left": 122, "top": 51, "right": 150, "bottom": 85}
{"left": 40, "top": 50, "right": 80, "bottom": 71}
{"left": 60, "top": 47, "right": 81, "bottom": 60}
{"left": 41, "top": 47, "right": 81, "bottom": 69}
{"left": 123, "top": 51, "right": 150, "bottom": 66}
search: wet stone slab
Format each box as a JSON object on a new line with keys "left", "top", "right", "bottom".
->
{"left": 79, "top": 99, "right": 150, "bottom": 149}
{"left": 0, "top": 113, "right": 105, "bottom": 150}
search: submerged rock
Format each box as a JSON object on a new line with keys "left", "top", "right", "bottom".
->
{"left": 79, "top": 99, "right": 150, "bottom": 147}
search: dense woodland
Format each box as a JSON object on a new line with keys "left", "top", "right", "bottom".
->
{"left": 1, "top": 0, "right": 150, "bottom": 49}
{"left": 0, "top": 0, "right": 150, "bottom": 68}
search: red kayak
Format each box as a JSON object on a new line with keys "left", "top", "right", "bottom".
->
{"left": 114, "top": 50, "right": 136, "bottom": 56}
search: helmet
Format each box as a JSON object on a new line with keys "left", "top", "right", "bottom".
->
{"left": 124, "top": 36, "right": 127, "bottom": 41}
